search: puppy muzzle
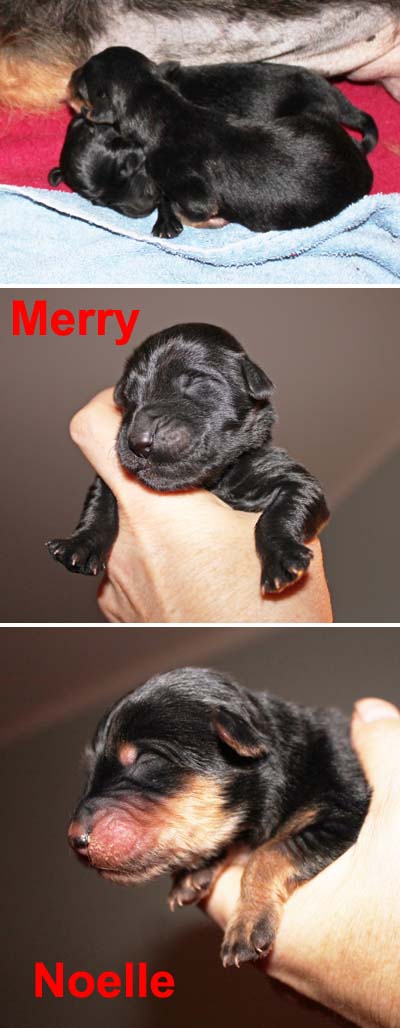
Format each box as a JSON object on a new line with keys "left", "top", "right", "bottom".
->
{"left": 68, "top": 800, "right": 165, "bottom": 878}
{"left": 124, "top": 410, "right": 194, "bottom": 462}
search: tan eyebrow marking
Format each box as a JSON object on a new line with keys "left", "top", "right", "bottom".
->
{"left": 118, "top": 743, "right": 138, "bottom": 767}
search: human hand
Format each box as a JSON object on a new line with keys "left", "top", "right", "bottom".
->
{"left": 69, "top": 388, "right": 332, "bottom": 623}
{"left": 206, "top": 698, "right": 400, "bottom": 1028}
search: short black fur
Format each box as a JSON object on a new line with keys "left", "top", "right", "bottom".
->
{"left": 49, "top": 115, "right": 160, "bottom": 218}
{"left": 49, "top": 52, "right": 377, "bottom": 227}
{"left": 56, "top": 47, "right": 375, "bottom": 235}
{"left": 47, "top": 322, "right": 329, "bottom": 594}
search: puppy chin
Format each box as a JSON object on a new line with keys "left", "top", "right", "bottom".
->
{"left": 118, "top": 449, "right": 219, "bottom": 492}
{"left": 127, "top": 460, "right": 209, "bottom": 492}
{"left": 115, "top": 202, "right": 157, "bottom": 219}
{"left": 95, "top": 866, "right": 157, "bottom": 886}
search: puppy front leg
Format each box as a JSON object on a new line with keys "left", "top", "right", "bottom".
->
{"left": 221, "top": 809, "right": 338, "bottom": 967}
{"left": 46, "top": 476, "right": 118, "bottom": 575}
{"left": 169, "top": 857, "right": 226, "bottom": 910}
{"left": 255, "top": 449, "right": 329, "bottom": 594}
{"left": 171, "top": 174, "right": 219, "bottom": 227}
{"left": 152, "top": 198, "right": 183, "bottom": 239}
{"left": 221, "top": 840, "right": 294, "bottom": 967}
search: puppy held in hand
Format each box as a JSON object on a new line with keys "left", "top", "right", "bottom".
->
{"left": 68, "top": 46, "right": 374, "bottom": 237}
{"left": 47, "top": 322, "right": 329, "bottom": 595}
{"left": 68, "top": 668, "right": 370, "bottom": 967}
{"left": 49, "top": 115, "right": 160, "bottom": 218}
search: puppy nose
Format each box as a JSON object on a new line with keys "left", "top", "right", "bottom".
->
{"left": 68, "top": 821, "right": 90, "bottom": 855}
{"left": 129, "top": 428, "right": 153, "bottom": 457}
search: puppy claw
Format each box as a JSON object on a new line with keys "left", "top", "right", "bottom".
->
{"left": 47, "top": 535, "right": 107, "bottom": 576}
{"left": 261, "top": 539, "right": 313, "bottom": 595}
{"left": 221, "top": 914, "right": 276, "bottom": 967}
{"left": 169, "top": 866, "right": 217, "bottom": 909}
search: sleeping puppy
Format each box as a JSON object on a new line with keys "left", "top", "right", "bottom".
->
{"left": 67, "top": 47, "right": 374, "bottom": 237}
{"left": 68, "top": 668, "right": 370, "bottom": 966}
{"left": 47, "top": 323, "right": 329, "bottom": 595}
{"left": 159, "top": 58, "right": 378, "bottom": 149}
{"left": 51, "top": 53, "right": 377, "bottom": 223}
{"left": 48, "top": 115, "right": 160, "bottom": 217}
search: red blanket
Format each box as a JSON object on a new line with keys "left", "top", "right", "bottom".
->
{"left": 0, "top": 81, "right": 398, "bottom": 195}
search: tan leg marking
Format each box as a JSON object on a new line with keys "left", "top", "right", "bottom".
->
{"left": 221, "top": 806, "right": 319, "bottom": 967}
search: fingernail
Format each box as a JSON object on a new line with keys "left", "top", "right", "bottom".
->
{"left": 354, "top": 698, "right": 400, "bottom": 723}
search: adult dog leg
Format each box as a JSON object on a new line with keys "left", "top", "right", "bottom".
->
{"left": 0, "top": 41, "right": 76, "bottom": 109}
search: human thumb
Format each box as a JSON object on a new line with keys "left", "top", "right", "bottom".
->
{"left": 351, "top": 697, "right": 400, "bottom": 802}
{"left": 69, "top": 388, "right": 127, "bottom": 494}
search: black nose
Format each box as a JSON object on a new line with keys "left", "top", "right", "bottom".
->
{"left": 128, "top": 428, "right": 153, "bottom": 457}
{"left": 68, "top": 821, "right": 90, "bottom": 853}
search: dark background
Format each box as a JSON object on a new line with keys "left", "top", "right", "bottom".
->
{"left": 1, "top": 286, "right": 399, "bottom": 622}
{"left": 2, "top": 626, "right": 399, "bottom": 1028}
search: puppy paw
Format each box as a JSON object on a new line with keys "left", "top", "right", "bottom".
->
{"left": 221, "top": 911, "right": 276, "bottom": 968}
{"left": 261, "top": 539, "right": 313, "bottom": 594}
{"left": 169, "top": 866, "right": 217, "bottom": 910}
{"left": 46, "top": 535, "right": 106, "bottom": 576}
{"left": 152, "top": 213, "right": 183, "bottom": 238}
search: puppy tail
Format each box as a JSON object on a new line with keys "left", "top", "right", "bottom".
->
{"left": 352, "top": 111, "right": 379, "bottom": 156}
{"left": 0, "top": 36, "right": 77, "bottom": 109}
{"left": 334, "top": 90, "right": 379, "bottom": 155}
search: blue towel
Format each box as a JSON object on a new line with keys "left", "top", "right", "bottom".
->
{"left": 1, "top": 184, "right": 399, "bottom": 284}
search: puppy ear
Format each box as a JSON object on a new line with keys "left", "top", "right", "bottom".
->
{"left": 157, "top": 59, "right": 181, "bottom": 79}
{"left": 48, "top": 167, "right": 63, "bottom": 186}
{"left": 242, "top": 356, "right": 274, "bottom": 404}
{"left": 114, "top": 377, "right": 125, "bottom": 408}
{"left": 112, "top": 140, "right": 146, "bottom": 177}
{"left": 213, "top": 707, "right": 268, "bottom": 758}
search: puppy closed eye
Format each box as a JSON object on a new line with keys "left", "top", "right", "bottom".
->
{"left": 177, "top": 373, "right": 208, "bottom": 396}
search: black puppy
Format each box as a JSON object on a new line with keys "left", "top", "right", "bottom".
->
{"left": 47, "top": 323, "right": 329, "bottom": 594}
{"left": 48, "top": 116, "right": 160, "bottom": 218}
{"left": 68, "top": 668, "right": 370, "bottom": 966}
{"left": 50, "top": 53, "right": 377, "bottom": 225}
{"left": 67, "top": 46, "right": 375, "bottom": 237}
{"left": 159, "top": 58, "right": 378, "bottom": 146}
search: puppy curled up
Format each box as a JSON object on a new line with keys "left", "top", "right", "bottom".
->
{"left": 49, "top": 118, "right": 160, "bottom": 218}
{"left": 49, "top": 46, "right": 377, "bottom": 236}
{"left": 68, "top": 668, "right": 370, "bottom": 967}
{"left": 47, "top": 322, "right": 329, "bottom": 595}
